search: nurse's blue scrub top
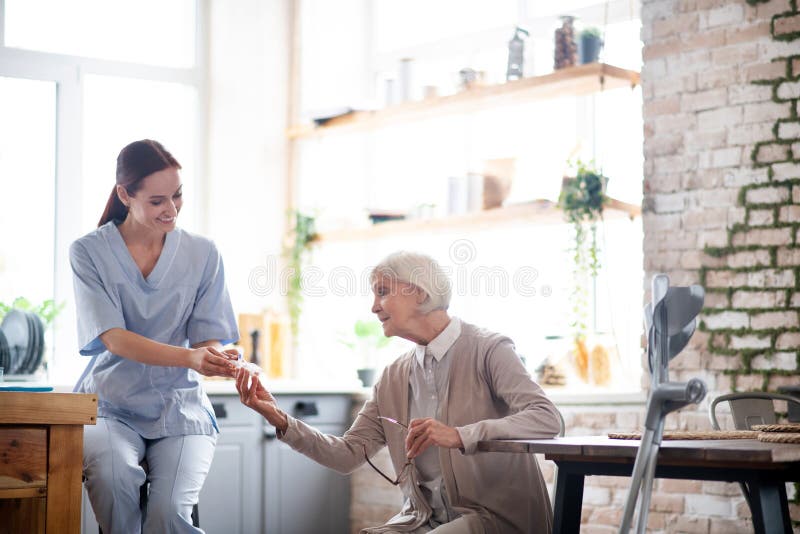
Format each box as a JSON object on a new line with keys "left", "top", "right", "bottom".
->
{"left": 70, "top": 221, "right": 239, "bottom": 439}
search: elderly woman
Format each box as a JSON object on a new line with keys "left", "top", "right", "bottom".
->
{"left": 236, "top": 251, "right": 561, "bottom": 533}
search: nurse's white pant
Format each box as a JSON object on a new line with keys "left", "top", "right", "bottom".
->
{"left": 83, "top": 417, "right": 216, "bottom": 534}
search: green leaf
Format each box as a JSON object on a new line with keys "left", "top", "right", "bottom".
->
{"left": 352, "top": 320, "right": 390, "bottom": 349}
{"left": 558, "top": 158, "right": 608, "bottom": 340}
{"left": 0, "top": 298, "right": 65, "bottom": 328}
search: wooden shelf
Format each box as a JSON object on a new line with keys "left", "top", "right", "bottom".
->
{"left": 288, "top": 63, "right": 640, "bottom": 139}
{"left": 314, "top": 197, "right": 641, "bottom": 243}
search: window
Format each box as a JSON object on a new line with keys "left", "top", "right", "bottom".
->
{"left": 0, "top": 1, "right": 205, "bottom": 382}
{"left": 5, "top": 0, "right": 196, "bottom": 67}
{"left": 81, "top": 74, "right": 199, "bottom": 232}
{"left": 291, "top": 0, "right": 645, "bottom": 391}
{"left": 0, "top": 77, "right": 57, "bottom": 307}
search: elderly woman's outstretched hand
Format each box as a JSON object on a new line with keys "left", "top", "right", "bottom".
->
{"left": 235, "top": 368, "right": 288, "bottom": 432}
{"left": 405, "top": 418, "right": 464, "bottom": 458}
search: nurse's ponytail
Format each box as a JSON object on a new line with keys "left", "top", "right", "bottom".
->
{"left": 98, "top": 186, "right": 128, "bottom": 227}
{"left": 97, "top": 140, "right": 181, "bottom": 227}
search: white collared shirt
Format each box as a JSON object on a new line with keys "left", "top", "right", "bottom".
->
{"left": 409, "top": 316, "right": 462, "bottom": 525}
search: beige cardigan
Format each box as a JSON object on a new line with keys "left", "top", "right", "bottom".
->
{"left": 280, "top": 321, "right": 562, "bottom": 533}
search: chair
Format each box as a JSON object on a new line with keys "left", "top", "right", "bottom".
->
{"left": 709, "top": 391, "right": 800, "bottom": 430}
{"left": 708, "top": 391, "right": 800, "bottom": 515}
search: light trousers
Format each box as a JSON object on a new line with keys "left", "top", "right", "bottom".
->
{"left": 83, "top": 417, "right": 216, "bottom": 534}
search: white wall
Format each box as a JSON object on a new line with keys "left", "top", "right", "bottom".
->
{"left": 205, "top": 0, "right": 290, "bottom": 317}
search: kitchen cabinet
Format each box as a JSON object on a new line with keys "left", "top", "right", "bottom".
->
{"left": 199, "top": 396, "right": 264, "bottom": 534}
{"left": 203, "top": 392, "right": 353, "bottom": 534}
{"left": 81, "top": 392, "right": 354, "bottom": 534}
{"left": 263, "top": 394, "right": 352, "bottom": 534}
{"left": 0, "top": 392, "right": 96, "bottom": 534}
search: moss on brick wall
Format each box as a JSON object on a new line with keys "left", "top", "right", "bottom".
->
{"left": 695, "top": 2, "right": 800, "bottom": 526}
{"left": 699, "top": 12, "right": 800, "bottom": 391}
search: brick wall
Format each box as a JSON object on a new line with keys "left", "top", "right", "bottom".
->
{"left": 350, "top": 0, "right": 800, "bottom": 532}
{"left": 641, "top": 0, "right": 800, "bottom": 532}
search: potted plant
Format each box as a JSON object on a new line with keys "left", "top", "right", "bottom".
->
{"left": 339, "top": 319, "right": 390, "bottom": 387}
{"left": 0, "top": 297, "right": 65, "bottom": 375}
{"left": 0, "top": 297, "right": 63, "bottom": 327}
{"left": 579, "top": 27, "right": 603, "bottom": 64}
{"left": 558, "top": 160, "right": 608, "bottom": 382}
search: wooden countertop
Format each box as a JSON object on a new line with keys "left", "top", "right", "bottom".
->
{"left": 478, "top": 435, "right": 800, "bottom": 464}
{"left": 0, "top": 392, "right": 97, "bottom": 425}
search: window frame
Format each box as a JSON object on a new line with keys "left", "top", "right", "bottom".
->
{"left": 0, "top": 0, "right": 210, "bottom": 380}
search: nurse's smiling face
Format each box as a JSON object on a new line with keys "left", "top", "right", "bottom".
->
{"left": 118, "top": 167, "right": 183, "bottom": 233}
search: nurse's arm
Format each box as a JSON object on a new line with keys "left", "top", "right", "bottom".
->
{"left": 99, "top": 328, "right": 236, "bottom": 377}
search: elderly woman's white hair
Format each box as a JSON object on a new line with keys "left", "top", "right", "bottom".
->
{"left": 371, "top": 251, "right": 452, "bottom": 313}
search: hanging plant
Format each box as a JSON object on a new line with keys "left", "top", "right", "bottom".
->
{"left": 283, "top": 210, "right": 317, "bottom": 338}
{"left": 558, "top": 160, "right": 608, "bottom": 343}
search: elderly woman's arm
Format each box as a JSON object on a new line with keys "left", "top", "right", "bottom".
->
{"left": 236, "top": 369, "right": 386, "bottom": 474}
{"left": 456, "top": 340, "right": 562, "bottom": 454}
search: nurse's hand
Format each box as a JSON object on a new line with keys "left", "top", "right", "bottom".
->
{"left": 405, "top": 418, "right": 464, "bottom": 459}
{"left": 236, "top": 368, "right": 288, "bottom": 432}
{"left": 188, "top": 347, "right": 237, "bottom": 377}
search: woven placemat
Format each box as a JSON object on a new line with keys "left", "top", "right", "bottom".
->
{"left": 758, "top": 432, "right": 800, "bottom": 444}
{"left": 609, "top": 430, "right": 759, "bottom": 440}
{"left": 752, "top": 423, "right": 800, "bottom": 433}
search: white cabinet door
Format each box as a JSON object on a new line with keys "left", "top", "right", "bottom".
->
{"left": 263, "top": 423, "right": 351, "bottom": 534}
{"left": 262, "top": 394, "right": 353, "bottom": 534}
{"left": 200, "top": 396, "right": 263, "bottom": 534}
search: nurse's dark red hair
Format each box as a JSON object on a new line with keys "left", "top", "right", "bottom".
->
{"left": 97, "top": 139, "right": 182, "bottom": 227}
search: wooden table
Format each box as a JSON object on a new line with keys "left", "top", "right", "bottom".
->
{"left": 0, "top": 392, "right": 97, "bottom": 534}
{"left": 478, "top": 435, "right": 800, "bottom": 534}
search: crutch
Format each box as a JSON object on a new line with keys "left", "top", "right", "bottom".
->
{"left": 619, "top": 274, "right": 707, "bottom": 534}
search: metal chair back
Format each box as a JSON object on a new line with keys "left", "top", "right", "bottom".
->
{"left": 709, "top": 392, "right": 800, "bottom": 430}
{"left": 707, "top": 391, "right": 800, "bottom": 517}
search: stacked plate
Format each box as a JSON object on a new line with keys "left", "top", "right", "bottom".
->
{"left": 0, "top": 329, "right": 10, "bottom": 374}
{"left": 0, "top": 309, "right": 45, "bottom": 375}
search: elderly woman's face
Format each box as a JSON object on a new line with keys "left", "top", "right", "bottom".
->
{"left": 371, "top": 275, "right": 424, "bottom": 339}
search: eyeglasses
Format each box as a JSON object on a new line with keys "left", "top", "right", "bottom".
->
{"left": 362, "top": 415, "right": 413, "bottom": 486}
{"left": 377, "top": 415, "right": 407, "bottom": 429}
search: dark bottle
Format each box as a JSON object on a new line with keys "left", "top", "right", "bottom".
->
{"left": 506, "top": 27, "right": 530, "bottom": 81}
{"left": 250, "top": 329, "right": 260, "bottom": 366}
{"left": 554, "top": 16, "right": 578, "bottom": 70}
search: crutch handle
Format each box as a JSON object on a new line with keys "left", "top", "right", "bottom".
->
{"left": 650, "top": 379, "right": 705, "bottom": 404}
{"left": 645, "top": 379, "right": 706, "bottom": 429}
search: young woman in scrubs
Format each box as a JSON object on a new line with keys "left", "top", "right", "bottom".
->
{"left": 71, "top": 139, "right": 239, "bottom": 533}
